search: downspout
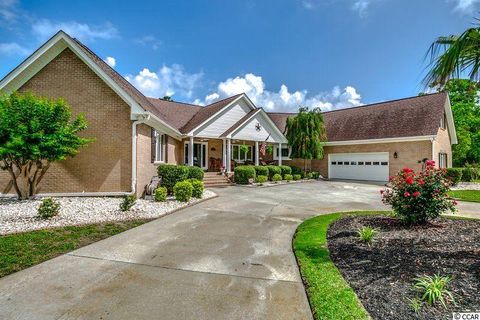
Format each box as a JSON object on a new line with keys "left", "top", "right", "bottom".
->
{"left": 430, "top": 137, "right": 435, "bottom": 165}
{"left": 131, "top": 114, "right": 150, "bottom": 195}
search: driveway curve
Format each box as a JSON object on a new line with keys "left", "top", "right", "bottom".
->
{"left": 0, "top": 181, "right": 386, "bottom": 320}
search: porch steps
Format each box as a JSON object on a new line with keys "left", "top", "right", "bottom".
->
{"left": 203, "top": 172, "right": 232, "bottom": 188}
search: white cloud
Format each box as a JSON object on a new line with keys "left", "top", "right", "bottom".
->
{"left": 135, "top": 35, "right": 162, "bottom": 50}
{"left": 352, "top": 0, "right": 370, "bottom": 17}
{"left": 31, "top": 19, "right": 118, "bottom": 42}
{"left": 0, "top": 0, "right": 18, "bottom": 23}
{"left": 449, "top": 0, "right": 480, "bottom": 12}
{"left": 302, "top": 1, "right": 315, "bottom": 9}
{"left": 125, "top": 65, "right": 203, "bottom": 99}
{"left": 104, "top": 56, "right": 116, "bottom": 68}
{"left": 0, "top": 42, "right": 29, "bottom": 56}
{"left": 197, "top": 73, "right": 362, "bottom": 112}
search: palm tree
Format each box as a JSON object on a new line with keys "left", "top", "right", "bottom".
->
{"left": 285, "top": 107, "right": 327, "bottom": 173}
{"left": 424, "top": 24, "right": 480, "bottom": 87}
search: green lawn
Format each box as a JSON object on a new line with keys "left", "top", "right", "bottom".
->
{"left": 0, "top": 219, "right": 151, "bottom": 278}
{"left": 293, "top": 211, "right": 387, "bottom": 320}
{"left": 449, "top": 190, "right": 480, "bottom": 203}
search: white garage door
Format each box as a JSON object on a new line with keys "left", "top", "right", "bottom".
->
{"left": 329, "top": 152, "right": 389, "bottom": 181}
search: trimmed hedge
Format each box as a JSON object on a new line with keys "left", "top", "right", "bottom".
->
{"left": 173, "top": 180, "right": 193, "bottom": 202}
{"left": 291, "top": 166, "right": 302, "bottom": 176}
{"left": 279, "top": 165, "right": 292, "bottom": 177}
{"left": 272, "top": 173, "right": 282, "bottom": 182}
{"left": 311, "top": 171, "right": 320, "bottom": 179}
{"left": 120, "top": 195, "right": 136, "bottom": 211}
{"left": 305, "top": 172, "right": 313, "bottom": 179}
{"left": 267, "top": 165, "right": 282, "bottom": 181}
{"left": 234, "top": 165, "right": 256, "bottom": 184}
{"left": 158, "top": 164, "right": 189, "bottom": 193}
{"left": 257, "top": 175, "right": 268, "bottom": 184}
{"left": 188, "top": 166, "right": 204, "bottom": 181}
{"left": 284, "top": 174, "right": 293, "bottom": 181}
{"left": 446, "top": 168, "right": 463, "bottom": 185}
{"left": 254, "top": 165, "right": 269, "bottom": 177}
{"left": 462, "top": 166, "right": 479, "bottom": 182}
{"left": 154, "top": 186, "right": 167, "bottom": 202}
{"left": 293, "top": 174, "right": 302, "bottom": 181}
{"left": 190, "top": 179, "right": 204, "bottom": 198}
{"left": 38, "top": 198, "right": 60, "bottom": 219}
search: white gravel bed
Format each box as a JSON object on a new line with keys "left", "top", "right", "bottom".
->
{"left": 0, "top": 190, "right": 216, "bottom": 235}
{"left": 451, "top": 182, "right": 480, "bottom": 190}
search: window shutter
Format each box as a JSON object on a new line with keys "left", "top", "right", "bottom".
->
{"left": 151, "top": 128, "right": 156, "bottom": 163}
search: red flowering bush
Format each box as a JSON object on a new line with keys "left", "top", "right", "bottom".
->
{"left": 381, "top": 160, "right": 456, "bottom": 224}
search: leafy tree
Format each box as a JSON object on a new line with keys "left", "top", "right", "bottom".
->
{"left": 162, "top": 96, "right": 173, "bottom": 101}
{"left": 424, "top": 23, "right": 480, "bottom": 87}
{"left": 441, "top": 79, "right": 480, "bottom": 166}
{"left": 0, "top": 92, "right": 92, "bottom": 199}
{"left": 285, "top": 107, "right": 327, "bottom": 172}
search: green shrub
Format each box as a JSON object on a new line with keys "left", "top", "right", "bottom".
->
{"left": 279, "top": 165, "right": 292, "bottom": 177}
{"left": 413, "top": 274, "right": 455, "bottom": 308}
{"left": 462, "top": 165, "right": 478, "bottom": 182}
{"left": 173, "top": 180, "right": 193, "bottom": 202}
{"left": 446, "top": 168, "right": 463, "bottom": 185}
{"left": 305, "top": 172, "right": 313, "bottom": 179}
{"left": 284, "top": 174, "right": 293, "bottom": 181}
{"left": 188, "top": 166, "right": 204, "bottom": 181}
{"left": 256, "top": 175, "right": 268, "bottom": 184}
{"left": 38, "top": 198, "right": 60, "bottom": 219}
{"left": 120, "top": 195, "right": 136, "bottom": 211}
{"left": 234, "top": 165, "right": 256, "bottom": 184}
{"left": 293, "top": 174, "right": 302, "bottom": 181}
{"left": 267, "top": 165, "right": 282, "bottom": 180}
{"left": 190, "top": 179, "right": 204, "bottom": 198}
{"left": 154, "top": 186, "right": 167, "bottom": 202}
{"left": 158, "top": 164, "right": 189, "bottom": 193}
{"left": 254, "top": 165, "right": 269, "bottom": 177}
{"left": 272, "top": 173, "right": 282, "bottom": 182}
{"left": 291, "top": 166, "right": 303, "bottom": 176}
{"left": 311, "top": 171, "right": 320, "bottom": 179}
{"left": 357, "top": 227, "right": 378, "bottom": 245}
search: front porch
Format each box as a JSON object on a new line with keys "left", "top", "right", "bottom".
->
{"left": 180, "top": 137, "right": 288, "bottom": 173}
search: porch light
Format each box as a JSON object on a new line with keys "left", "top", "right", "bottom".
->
{"left": 394, "top": 152, "right": 398, "bottom": 159}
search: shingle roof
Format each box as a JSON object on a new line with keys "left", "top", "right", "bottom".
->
{"left": 147, "top": 98, "right": 201, "bottom": 130}
{"left": 267, "top": 92, "right": 448, "bottom": 142}
{"left": 180, "top": 94, "right": 243, "bottom": 133}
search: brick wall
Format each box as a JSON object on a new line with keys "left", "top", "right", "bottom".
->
{"left": 433, "top": 126, "right": 452, "bottom": 167}
{"left": 0, "top": 48, "right": 132, "bottom": 194}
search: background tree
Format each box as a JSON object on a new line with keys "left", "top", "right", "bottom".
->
{"left": 424, "top": 24, "right": 480, "bottom": 87}
{"left": 0, "top": 92, "right": 92, "bottom": 199}
{"left": 441, "top": 79, "right": 480, "bottom": 165}
{"left": 162, "top": 96, "right": 173, "bottom": 101}
{"left": 285, "top": 107, "right": 327, "bottom": 173}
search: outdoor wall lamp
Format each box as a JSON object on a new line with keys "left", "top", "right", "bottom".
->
{"left": 394, "top": 152, "right": 398, "bottom": 159}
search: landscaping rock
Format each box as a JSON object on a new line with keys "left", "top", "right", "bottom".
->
{"left": 0, "top": 190, "right": 216, "bottom": 235}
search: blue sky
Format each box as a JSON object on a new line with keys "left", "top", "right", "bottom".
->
{"left": 0, "top": 0, "right": 478, "bottom": 111}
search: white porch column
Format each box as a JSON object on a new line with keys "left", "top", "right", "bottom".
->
{"left": 188, "top": 136, "right": 194, "bottom": 166}
{"left": 222, "top": 138, "right": 227, "bottom": 169}
{"left": 255, "top": 141, "right": 259, "bottom": 166}
{"left": 278, "top": 143, "right": 282, "bottom": 166}
{"left": 226, "top": 138, "right": 232, "bottom": 173}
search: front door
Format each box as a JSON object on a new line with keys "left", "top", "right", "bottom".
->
{"left": 184, "top": 142, "right": 208, "bottom": 170}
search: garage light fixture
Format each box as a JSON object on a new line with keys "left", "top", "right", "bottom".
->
{"left": 394, "top": 152, "right": 398, "bottom": 159}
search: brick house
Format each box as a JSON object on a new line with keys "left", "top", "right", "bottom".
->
{"left": 0, "top": 31, "right": 457, "bottom": 197}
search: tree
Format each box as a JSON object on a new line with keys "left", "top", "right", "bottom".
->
{"left": 424, "top": 24, "right": 480, "bottom": 87}
{"left": 441, "top": 79, "right": 480, "bottom": 166}
{"left": 0, "top": 92, "right": 92, "bottom": 199}
{"left": 285, "top": 107, "right": 327, "bottom": 172}
{"left": 162, "top": 96, "right": 173, "bottom": 101}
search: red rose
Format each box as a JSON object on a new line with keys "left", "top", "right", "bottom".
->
{"left": 380, "top": 189, "right": 384, "bottom": 194}
{"left": 404, "top": 191, "right": 410, "bottom": 197}
{"left": 413, "top": 191, "right": 421, "bottom": 197}
{"left": 425, "top": 160, "right": 435, "bottom": 167}
{"left": 418, "top": 179, "right": 425, "bottom": 185}
{"left": 402, "top": 167, "right": 413, "bottom": 173}
{"left": 453, "top": 200, "right": 458, "bottom": 206}
{"left": 406, "top": 177, "right": 414, "bottom": 185}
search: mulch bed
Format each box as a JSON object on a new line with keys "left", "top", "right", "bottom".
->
{"left": 327, "top": 215, "right": 480, "bottom": 320}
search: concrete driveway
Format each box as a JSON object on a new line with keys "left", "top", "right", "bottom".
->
{"left": 0, "top": 181, "right": 393, "bottom": 319}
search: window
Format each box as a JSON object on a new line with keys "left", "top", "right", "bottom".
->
{"left": 381, "top": 162, "right": 388, "bottom": 166}
{"left": 344, "top": 161, "right": 350, "bottom": 165}
{"left": 153, "top": 130, "right": 165, "bottom": 163}
{"left": 231, "top": 144, "right": 253, "bottom": 162}
{"left": 274, "top": 146, "right": 291, "bottom": 160}
{"left": 358, "top": 161, "right": 364, "bottom": 165}
{"left": 440, "top": 113, "right": 447, "bottom": 129}
{"left": 365, "top": 161, "right": 372, "bottom": 165}
{"left": 373, "top": 161, "right": 380, "bottom": 165}
{"left": 439, "top": 153, "right": 447, "bottom": 168}
{"left": 331, "top": 161, "right": 337, "bottom": 165}
{"left": 351, "top": 161, "right": 357, "bottom": 165}
{"left": 337, "top": 161, "right": 343, "bottom": 165}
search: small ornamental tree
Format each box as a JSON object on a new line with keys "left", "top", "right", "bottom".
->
{"left": 285, "top": 107, "right": 327, "bottom": 173}
{"left": 381, "top": 160, "right": 457, "bottom": 224}
{"left": 0, "top": 92, "right": 92, "bottom": 199}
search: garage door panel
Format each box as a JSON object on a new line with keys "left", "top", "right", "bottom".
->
{"left": 329, "top": 153, "right": 389, "bottom": 181}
